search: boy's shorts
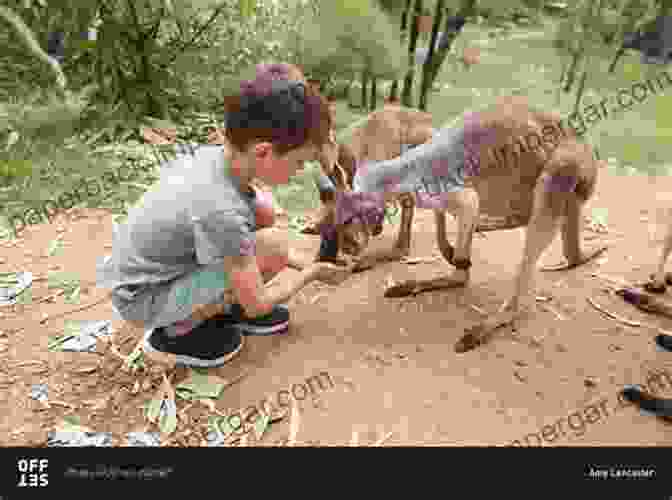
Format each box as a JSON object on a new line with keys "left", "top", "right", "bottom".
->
{"left": 111, "top": 264, "right": 232, "bottom": 331}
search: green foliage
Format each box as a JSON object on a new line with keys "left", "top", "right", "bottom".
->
{"left": 298, "top": 0, "right": 409, "bottom": 82}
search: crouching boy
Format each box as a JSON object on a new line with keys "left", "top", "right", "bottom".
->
{"left": 97, "top": 76, "right": 352, "bottom": 368}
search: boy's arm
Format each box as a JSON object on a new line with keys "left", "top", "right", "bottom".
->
{"left": 223, "top": 255, "right": 319, "bottom": 317}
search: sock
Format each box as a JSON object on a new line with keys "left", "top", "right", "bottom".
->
{"left": 163, "top": 317, "right": 206, "bottom": 337}
{"left": 162, "top": 304, "right": 237, "bottom": 337}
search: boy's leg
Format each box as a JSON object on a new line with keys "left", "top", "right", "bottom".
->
{"left": 113, "top": 227, "right": 294, "bottom": 367}
{"left": 150, "top": 226, "right": 291, "bottom": 328}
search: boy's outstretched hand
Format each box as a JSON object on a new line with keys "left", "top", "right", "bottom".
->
{"left": 313, "top": 261, "right": 354, "bottom": 286}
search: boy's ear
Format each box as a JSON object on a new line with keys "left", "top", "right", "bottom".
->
{"left": 252, "top": 142, "right": 274, "bottom": 159}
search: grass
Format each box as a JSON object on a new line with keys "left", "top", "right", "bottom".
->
{"left": 1, "top": 18, "right": 671, "bottom": 238}
{"left": 272, "top": 19, "right": 672, "bottom": 220}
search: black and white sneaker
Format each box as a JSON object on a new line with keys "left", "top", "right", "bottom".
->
{"left": 143, "top": 317, "right": 244, "bottom": 368}
{"left": 655, "top": 334, "right": 672, "bottom": 353}
{"left": 223, "top": 303, "right": 290, "bottom": 336}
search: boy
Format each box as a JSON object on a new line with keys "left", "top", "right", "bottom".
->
{"left": 97, "top": 75, "right": 352, "bottom": 368}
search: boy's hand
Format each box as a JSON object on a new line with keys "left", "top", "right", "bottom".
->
{"left": 313, "top": 261, "right": 354, "bottom": 285}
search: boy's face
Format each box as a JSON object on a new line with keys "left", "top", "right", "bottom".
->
{"left": 253, "top": 141, "right": 320, "bottom": 185}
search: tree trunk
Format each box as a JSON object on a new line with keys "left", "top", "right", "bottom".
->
{"left": 427, "top": 0, "right": 475, "bottom": 89}
{"left": 389, "top": 80, "right": 399, "bottom": 101}
{"left": 389, "top": 0, "right": 413, "bottom": 102}
{"left": 573, "top": 69, "right": 588, "bottom": 115}
{"left": 361, "top": 70, "right": 369, "bottom": 109}
{"left": 370, "top": 77, "right": 378, "bottom": 111}
{"left": 419, "top": 0, "right": 445, "bottom": 110}
{"left": 608, "top": 47, "right": 626, "bottom": 73}
{"left": 402, "top": 0, "right": 423, "bottom": 107}
{"left": 563, "top": 51, "right": 581, "bottom": 92}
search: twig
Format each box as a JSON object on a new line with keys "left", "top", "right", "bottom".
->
{"left": 590, "top": 273, "right": 637, "bottom": 288}
{"left": 350, "top": 430, "right": 359, "bottom": 447}
{"left": 0, "top": 6, "right": 67, "bottom": 91}
{"left": 374, "top": 431, "right": 394, "bottom": 446}
{"left": 35, "top": 290, "right": 66, "bottom": 304}
{"left": 469, "top": 304, "right": 487, "bottom": 315}
{"left": 109, "top": 343, "right": 129, "bottom": 362}
{"left": 586, "top": 297, "right": 641, "bottom": 327}
{"left": 310, "top": 294, "right": 326, "bottom": 305}
{"left": 539, "top": 303, "right": 566, "bottom": 321}
{"left": 39, "top": 295, "right": 109, "bottom": 324}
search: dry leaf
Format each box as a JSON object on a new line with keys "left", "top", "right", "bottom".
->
{"left": 400, "top": 256, "right": 438, "bottom": 265}
{"left": 374, "top": 431, "right": 393, "bottom": 446}
{"left": 310, "top": 294, "right": 326, "bottom": 305}
{"left": 287, "top": 398, "right": 301, "bottom": 447}
{"left": 72, "top": 364, "right": 98, "bottom": 374}
{"left": 539, "top": 303, "right": 566, "bottom": 321}
{"left": 469, "top": 304, "right": 487, "bottom": 315}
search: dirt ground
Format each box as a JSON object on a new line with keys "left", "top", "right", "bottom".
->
{"left": 3, "top": 171, "right": 672, "bottom": 447}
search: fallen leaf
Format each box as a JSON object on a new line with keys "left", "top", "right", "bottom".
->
{"left": 59, "top": 415, "right": 92, "bottom": 433}
{"left": 254, "top": 413, "right": 270, "bottom": 441}
{"left": 71, "top": 364, "right": 98, "bottom": 374}
{"left": 146, "top": 375, "right": 177, "bottom": 436}
{"left": 310, "top": 294, "right": 326, "bottom": 305}
{"left": 174, "top": 369, "right": 231, "bottom": 401}
{"left": 287, "top": 398, "right": 301, "bottom": 447}
{"left": 198, "top": 398, "right": 216, "bottom": 412}
{"left": 469, "top": 304, "right": 487, "bottom": 315}
{"left": 400, "top": 256, "right": 439, "bottom": 265}
{"left": 374, "top": 431, "right": 393, "bottom": 446}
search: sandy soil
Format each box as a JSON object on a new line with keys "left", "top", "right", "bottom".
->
{"left": 2, "top": 171, "right": 672, "bottom": 447}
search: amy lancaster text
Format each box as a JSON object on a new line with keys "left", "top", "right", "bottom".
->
{"left": 587, "top": 467, "right": 655, "bottom": 479}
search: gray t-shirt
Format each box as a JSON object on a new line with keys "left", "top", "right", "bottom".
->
{"left": 96, "top": 145, "right": 257, "bottom": 299}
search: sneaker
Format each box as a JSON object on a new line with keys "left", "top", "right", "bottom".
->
{"left": 143, "top": 317, "right": 244, "bottom": 368}
{"left": 223, "top": 303, "right": 290, "bottom": 336}
{"left": 620, "top": 385, "right": 672, "bottom": 418}
{"left": 655, "top": 334, "right": 672, "bottom": 353}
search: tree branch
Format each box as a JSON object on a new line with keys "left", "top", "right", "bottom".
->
{"left": 0, "top": 5, "right": 67, "bottom": 91}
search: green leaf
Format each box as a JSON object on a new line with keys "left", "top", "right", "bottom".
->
{"left": 239, "top": 0, "right": 256, "bottom": 18}
{"left": 62, "top": 415, "right": 80, "bottom": 426}
{"left": 58, "top": 415, "right": 92, "bottom": 433}
{"left": 48, "top": 334, "right": 74, "bottom": 351}
{"left": 15, "top": 287, "right": 32, "bottom": 305}
{"left": 48, "top": 322, "right": 83, "bottom": 351}
{"left": 253, "top": 412, "right": 270, "bottom": 441}
{"left": 64, "top": 285, "right": 80, "bottom": 304}
{"left": 0, "top": 272, "right": 19, "bottom": 285}
{"left": 47, "top": 238, "right": 64, "bottom": 257}
{"left": 215, "top": 415, "right": 240, "bottom": 439}
{"left": 158, "top": 400, "right": 178, "bottom": 435}
{"left": 146, "top": 397, "right": 163, "bottom": 423}
{"left": 175, "top": 369, "right": 226, "bottom": 400}
{"left": 124, "top": 346, "right": 144, "bottom": 371}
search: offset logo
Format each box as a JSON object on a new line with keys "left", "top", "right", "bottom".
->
{"left": 17, "top": 459, "right": 48, "bottom": 487}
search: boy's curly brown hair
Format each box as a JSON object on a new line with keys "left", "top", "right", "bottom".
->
{"left": 222, "top": 68, "right": 332, "bottom": 156}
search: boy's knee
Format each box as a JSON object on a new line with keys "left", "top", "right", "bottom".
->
{"left": 258, "top": 253, "right": 288, "bottom": 276}
{"left": 256, "top": 227, "right": 289, "bottom": 261}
